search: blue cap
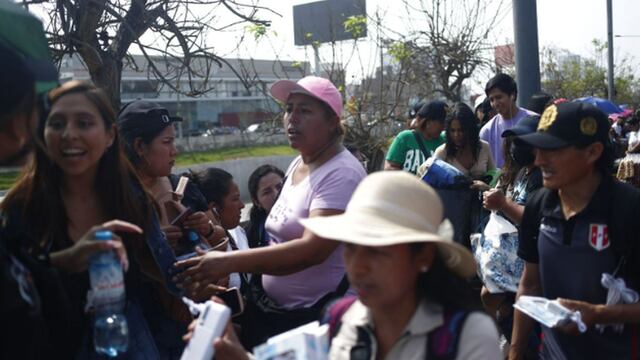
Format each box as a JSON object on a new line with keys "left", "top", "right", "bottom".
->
{"left": 95, "top": 230, "right": 113, "bottom": 241}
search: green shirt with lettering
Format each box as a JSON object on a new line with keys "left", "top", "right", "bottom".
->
{"left": 386, "top": 130, "right": 446, "bottom": 174}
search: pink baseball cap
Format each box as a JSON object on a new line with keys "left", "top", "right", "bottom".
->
{"left": 270, "top": 76, "right": 343, "bottom": 117}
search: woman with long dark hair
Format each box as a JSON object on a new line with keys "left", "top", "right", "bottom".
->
{"left": 0, "top": 81, "right": 164, "bottom": 357}
{"left": 245, "top": 164, "right": 284, "bottom": 249}
{"left": 432, "top": 102, "right": 495, "bottom": 190}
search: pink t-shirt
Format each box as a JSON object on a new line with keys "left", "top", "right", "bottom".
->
{"left": 263, "top": 149, "right": 366, "bottom": 309}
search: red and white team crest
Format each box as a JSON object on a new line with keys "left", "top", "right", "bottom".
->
{"left": 589, "top": 224, "right": 609, "bottom": 251}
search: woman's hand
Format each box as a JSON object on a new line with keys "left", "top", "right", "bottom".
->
{"left": 483, "top": 188, "right": 506, "bottom": 211}
{"left": 50, "top": 220, "right": 143, "bottom": 274}
{"left": 471, "top": 180, "right": 491, "bottom": 192}
{"left": 162, "top": 224, "right": 183, "bottom": 249}
{"left": 182, "top": 297, "right": 250, "bottom": 360}
{"left": 173, "top": 248, "right": 231, "bottom": 293}
{"left": 183, "top": 211, "right": 213, "bottom": 237}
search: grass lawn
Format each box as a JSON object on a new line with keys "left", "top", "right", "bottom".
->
{"left": 0, "top": 145, "right": 296, "bottom": 190}
{"left": 0, "top": 171, "right": 19, "bottom": 190}
{"left": 175, "top": 144, "right": 295, "bottom": 167}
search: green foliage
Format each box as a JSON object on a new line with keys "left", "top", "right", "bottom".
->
{"left": 388, "top": 41, "right": 412, "bottom": 63}
{"left": 343, "top": 15, "right": 366, "bottom": 39}
{"left": 541, "top": 41, "right": 640, "bottom": 106}
{"left": 247, "top": 24, "right": 268, "bottom": 41}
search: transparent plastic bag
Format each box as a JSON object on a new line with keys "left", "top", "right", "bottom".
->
{"left": 471, "top": 212, "right": 523, "bottom": 293}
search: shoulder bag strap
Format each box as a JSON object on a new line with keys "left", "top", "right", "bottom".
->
{"left": 413, "top": 130, "right": 430, "bottom": 160}
{"left": 426, "top": 309, "right": 471, "bottom": 360}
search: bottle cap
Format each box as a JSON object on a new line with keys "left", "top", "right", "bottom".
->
{"left": 95, "top": 230, "right": 113, "bottom": 241}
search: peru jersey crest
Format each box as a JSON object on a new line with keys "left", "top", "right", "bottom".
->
{"left": 589, "top": 224, "right": 609, "bottom": 251}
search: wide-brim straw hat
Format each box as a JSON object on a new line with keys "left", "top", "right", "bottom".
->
{"left": 300, "top": 171, "right": 476, "bottom": 278}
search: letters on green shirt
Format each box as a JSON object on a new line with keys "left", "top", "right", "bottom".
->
{"left": 385, "top": 130, "right": 446, "bottom": 174}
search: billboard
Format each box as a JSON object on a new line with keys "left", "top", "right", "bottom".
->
{"left": 293, "top": 0, "right": 367, "bottom": 46}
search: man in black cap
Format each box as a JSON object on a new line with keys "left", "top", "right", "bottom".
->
{"left": 385, "top": 100, "right": 448, "bottom": 174}
{"left": 510, "top": 102, "right": 640, "bottom": 359}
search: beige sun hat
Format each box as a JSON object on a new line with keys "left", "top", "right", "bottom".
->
{"left": 299, "top": 171, "right": 476, "bottom": 278}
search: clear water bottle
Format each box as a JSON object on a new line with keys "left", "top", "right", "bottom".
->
{"left": 89, "top": 230, "right": 129, "bottom": 357}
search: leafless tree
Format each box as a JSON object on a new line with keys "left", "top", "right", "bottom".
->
{"left": 26, "top": 0, "right": 277, "bottom": 109}
{"left": 400, "top": 0, "right": 505, "bottom": 102}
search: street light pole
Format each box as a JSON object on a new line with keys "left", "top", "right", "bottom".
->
{"left": 607, "top": 0, "right": 615, "bottom": 101}
{"left": 512, "top": 0, "right": 541, "bottom": 107}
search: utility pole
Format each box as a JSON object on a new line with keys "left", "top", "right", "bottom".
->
{"left": 512, "top": 0, "right": 541, "bottom": 108}
{"left": 607, "top": 0, "right": 615, "bottom": 101}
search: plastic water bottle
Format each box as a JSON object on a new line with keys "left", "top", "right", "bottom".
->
{"left": 89, "top": 230, "right": 129, "bottom": 357}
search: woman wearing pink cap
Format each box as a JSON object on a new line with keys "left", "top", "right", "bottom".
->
{"left": 175, "top": 76, "right": 366, "bottom": 347}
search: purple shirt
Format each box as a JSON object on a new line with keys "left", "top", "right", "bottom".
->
{"left": 263, "top": 149, "right": 366, "bottom": 309}
{"left": 479, "top": 108, "right": 537, "bottom": 168}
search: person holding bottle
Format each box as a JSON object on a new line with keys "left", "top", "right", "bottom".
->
{"left": 0, "top": 81, "right": 166, "bottom": 358}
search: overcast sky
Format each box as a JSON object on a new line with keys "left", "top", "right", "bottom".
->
{"left": 214, "top": 0, "right": 640, "bottom": 82}
{"left": 31, "top": 0, "right": 638, "bottom": 92}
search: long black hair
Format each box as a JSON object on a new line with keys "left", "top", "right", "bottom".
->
{"left": 1, "top": 81, "right": 152, "bottom": 253}
{"left": 411, "top": 243, "right": 479, "bottom": 311}
{"left": 246, "top": 164, "right": 284, "bottom": 248}
{"left": 189, "top": 167, "right": 233, "bottom": 210}
{"left": 445, "top": 103, "right": 481, "bottom": 161}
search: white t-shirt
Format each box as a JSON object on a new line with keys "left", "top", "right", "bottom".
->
{"left": 227, "top": 226, "right": 249, "bottom": 289}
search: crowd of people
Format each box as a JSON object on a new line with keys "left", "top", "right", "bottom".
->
{"left": 3, "top": 3, "right": 640, "bottom": 360}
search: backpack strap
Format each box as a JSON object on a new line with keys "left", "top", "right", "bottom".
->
{"left": 325, "top": 295, "right": 358, "bottom": 339}
{"left": 412, "top": 130, "right": 431, "bottom": 160}
{"left": 426, "top": 309, "right": 471, "bottom": 360}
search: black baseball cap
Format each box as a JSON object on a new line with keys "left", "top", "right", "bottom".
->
{"left": 502, "top": 115, "right": 540, "bottom": 137}
{"left": 417, "top": 100, "right": 448, "bottom": 121}
{"left": 409, "top": 101, "right": 425, "bottom": 119}
{"left": 118, "top": 100, "right": 182, "bottom": 139}
{"left": 517, "top": 102, "right": 610, "bottom": 150}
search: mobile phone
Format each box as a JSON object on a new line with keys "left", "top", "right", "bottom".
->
{"left": 170, "top": 207, "right": 194, "bottom": 226}
{"left": 217, "top": 287, "right": 244, "bottom": 317}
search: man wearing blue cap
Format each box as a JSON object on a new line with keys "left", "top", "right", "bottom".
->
{"left": 510, "top": 102, "right": 640, "bottom": 359}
